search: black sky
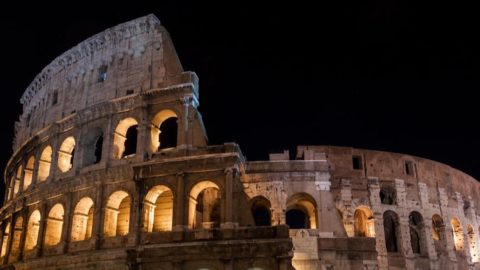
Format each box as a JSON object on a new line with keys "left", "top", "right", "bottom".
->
{"left": 1, "top": 1, "right": 480, "bottom": 197}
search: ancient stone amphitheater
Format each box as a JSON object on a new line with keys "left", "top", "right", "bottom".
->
{"left": 1, "top": 14, "right": 479, "bottom": 270}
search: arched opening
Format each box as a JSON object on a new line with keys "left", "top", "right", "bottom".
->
{"left": 467, "top": 225, "right": 479, "bottom": 262}
{"left": 113, "top": 118, "right": 138, "bottom": 159}
{"left": 82, "top": 128, "right": 104, "bottom": 166}
{"left": 44, "top": 204, "right": 64, "bottom": 246}
{"left": 432, "top": 214, "right": 447, "bottom": 255}
{"left": 383, "top": 210, "right": 400, "bottom": 252}
{"left": 23, "top": 156, "right": 35, "bottom": 190}
{"left": 0, "top": 222, "right": 10, "bottom": 257}
{"left": 71, "top": 197, "right": 94, "bottom": 241}
{"left": 150, "top": 110, "right": 178, "bottom": 152}
{"left": 58, "top": 137, "right": 75, "bottom": 172}
{"left": 451, "top": 217, "right": 464, "bottom": 251}
{"left": 286, "top": 193, "right": 317, "bottom": 229}
{"left": 10, "top": 217, "right": 23, "bottom": 259}
{"left": 188, "top": 181, "right": 221, "bottom": 229}
{"left": 38, "top": 146, "right": 52, "bottom": 181}
{"left": 251, "top": 196, "right": 272, "bottom": 226}
{"left": 13, "top": 165, "right": 22, "bottom": 196}
{"left": 379, "top": 187, "right": 396, "bottom": 205}
{"left": 354, "top": 206, "right": 375, "bottom": 237}
{"left": 104, "top": 191, "right": 131, "bottom": 237}
{"left": 409, "top": 211, "right": 426, "bottom": 255}
{"left": 144, "top": 185, "right": 174, "bottom": 232}
{"left": 24, "top": 210, "right": 41, "bottom": 251}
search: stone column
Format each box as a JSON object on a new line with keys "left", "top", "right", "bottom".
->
{"left": 368, "top": 177, "right": 388, "bottom": 270}
{"left": 173, "top": 172, "right": 186, "bottom": 231}
{"left": 438, "top": 187, "right": 456, "bottom": 261}
{"left": 134, "top": 180, "right": 145, "bottom": 245}
{"left": 36, "top": 203, "right": 47, "bottom": 257}
{"left": 17, "top": 205, "right": 29, "bottom": 261}
{"left": 466, "top": 197, "right": 480, "bottom": 263}
{"left": 92, "top": 182, "right": 104, "bottom": 249}
{"left": 315, "top": 171, "right": 344, "bottom": 236}
{"left": 417, "top": 183, "right": 437, "bottom": 260}
{"left": 61, "top": 191, "right": 73, "bottom": 253}
{"left": 136, "top": 117, "right": 149, "bottom": 162}
{"left": 340, "top": 178, "right": 354, "bottom": 237}
{"left": 221, "top": 167, "right": 238, "bottom": 229}
{"left": 18, "top": 159, "right": 26, "bottom": 194}
{"left": 179, "top": 96, "right": 190, "bottom": 148}
{"left": 104, "top": 116, "right": 114, "bottom": 166}
{"left": 72, "top": 130, "right": 83, "bottom": 174}
{"left": 49, "top": 135, "right": 60, "bottom": 182}
{"left": 3, "top": 215, "right": 14, "bottom": 264}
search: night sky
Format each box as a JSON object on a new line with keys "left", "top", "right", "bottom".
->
{"left": 1, "top": 2, "right": 480, "bottom": 199}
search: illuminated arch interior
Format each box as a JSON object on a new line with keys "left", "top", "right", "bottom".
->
{"left": 25, "top": 210, "right": 41, "bottom": 251}
{"left": 58, "top": 136, "right": 76, "bottom": 172}
{"left": 188, "top": 181, "right": 221, "bottom": 229}
{"left": 144, "top": 185, "right": 173, "bottom": 232}
{"left": 354, "top": 206, "right": 375, "bottom": 237}
{"left": 44, "top": 203, "right": 64, "bottom": 246}
{"left": 286, "top": 193, "right": 317, "bottom": 229}
{"left": 104, "top": 191, "right": 131, "bottom": 237}
{"left": 451, "top": 217, "right": 464, "bottom": 251}
{"left": 10, "top": 217, "right": 23, "bottom": 259}
{"left": 71, "top": 197, "right": 94, "bottom": 242}
{"left": 150, "top": 109, "right": 178, "bottom": 152}
{"left": 113, "top": 118, "right": 138, "bottom": 159}
{"left": 23, "top": 156, "right": 35, "bottom": 190}
{"left": 38, "top": 146, "right": 52, "bottom": 181}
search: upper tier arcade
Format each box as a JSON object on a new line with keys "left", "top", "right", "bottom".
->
{"left": 15, "top": 14, "right": 192, "bottom": 151}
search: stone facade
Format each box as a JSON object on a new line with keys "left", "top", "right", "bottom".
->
{"left": 0, "top": 14, "right": 479, "bottom": 270}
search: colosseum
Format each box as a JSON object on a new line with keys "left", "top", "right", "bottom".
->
{"left": 1, "top": 14, "right": 480, "bottom": 270}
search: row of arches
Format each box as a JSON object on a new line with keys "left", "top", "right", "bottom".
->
{"left": 0, "top": 180, "right": 225, "bottom": 258}
{"left": 383, "top": 210, "right": 479, "bottom": 260}
{"left": 6, "top": 110, "right": 179, "bottom": 202}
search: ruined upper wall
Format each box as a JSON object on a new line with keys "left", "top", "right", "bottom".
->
{"left": 14, "top": 14, "right": 185, "bottom": 151}
{"left": 298, "top": 145, "right": 480, "bottom": 203}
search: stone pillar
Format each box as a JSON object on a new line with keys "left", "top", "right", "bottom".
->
{"left": 368, "top": 177, "right": 388, "bottom": 270}
{"left": 104, "top": 116, "right": 114, "bottom": 166}
{"left": 221, "top": 167, "right": 238, "bottom": 229}
{"left": 173, "top": 172, "right": 187, "bottom": 231}
{"left": 314, "top": 171, "right": 343, "bottom": 236}
{"left": 418, "top": 183, "right": 438, "bottom": 260}
{"left": 18, "top": 159, "right": 26, "bottom": 194}
{"left": 17, "top": 208, "right": 28, "bottom": 261}
{"left": 72, "top": 131, "right": 83, "bottom": 174}
{"left": 3, "top": 215, "right": 14, "bottom": 264}
{"left": 438, "top": 187, "right": 456, "bottom": 261}
{"left": 134, "top": 180, "right": 145, "bottom": 245}
{"left": 136, "top": 118, "right": 148, "bottom": 162}
{"left": 92, "top": 182, "right": 104, "bottom": 249}
{"left": 466, "top": 197, "right": 480, "bottom": 263}
{"left": 49, "top": 136, "right": 60, "bottom": 182}
{"left": 456, "top": 192, "right": 472, "bottom": 263}
{"left": 36, "top": 203, "right": 47, "bottom": 257}
{"left": 340, "top": 178, "right": 354, "bottom": 237}
{"left": 179, "top": 96, "right": 190, "bottom": 148}
{"left": 61, "top": 191, "right": 73, "bottom": 253}
{"left": 394, "top": 179, "right": 415, "bottom": 270}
